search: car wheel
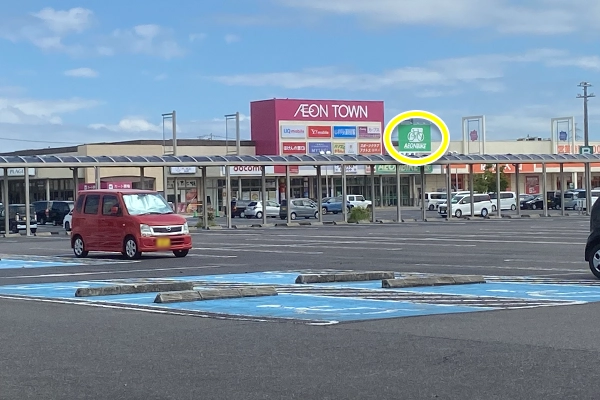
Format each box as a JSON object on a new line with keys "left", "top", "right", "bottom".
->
{"left": 314, "top": 211, "right": 319, "bottom": 218}
{"left": 491, "top": 205, "right": 497, "bottom": 212}
{"left": 511, "top": 204, "right": 517, "bottom": 211}
{"left": 290, "top": 212, "right": 297, "bottom": 220}
{"left": 481, "top": 208, "right": 488, "bottom": 218}
{"left": 255, "top": 211, "right": 263, "bottom": 219}
{"left": 122, "top": 236, "right": 142, "bottom": 260}
{"left": 428, "top": 204, "right": 435, "bottom": 211}
{"left": 65, "top": 221, "right": 70, "bottom": 231}
{"left": 532, "top": 204, "right": 537, "bottom": 210}
{"left": 73, "top": 235, "right": 89, "bottom": 258}
{"left": 454, "top": 209, "right": 462, "bottom": 218}
{"left": 555, "top": 205, "right": 561, "bottom": 210}
{"left": 346, "top": 207, "right": 351, "bottom": 213}
{"left": 321, "top": 207, "right": 327, "bottom": 215}
{"left": 589, "top": 244, "right": 600, "bottom": 279}
{"left": 173, "top": 249, "right": 189, "bottom": 258}
{"left": 240, "top": 212, "right": 245, "bottom": 218}
{"left": 30, "top": 228, "right": 37, "bottom": 234}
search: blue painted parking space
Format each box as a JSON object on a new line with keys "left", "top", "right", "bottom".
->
{"left": 0, "top": 271, "right": 598, "bottom": 323}
{"left": 0, "top": 257, "right": 83, "bottom": 269}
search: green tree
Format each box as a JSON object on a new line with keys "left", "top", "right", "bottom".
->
{"left": 473, "top": 164, "right": 510, "bottom": 193}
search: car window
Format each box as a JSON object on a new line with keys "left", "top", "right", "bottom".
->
{"left": 248, "top": 201, "right": 257, "bottom": 207}
{"left": 83, "top": 195, "right": 100, "bottom": 215}
{"left": 356, "top": 195, "right": 365, "bottom": 201}
{"left": 302, "top": 200, "right": 314, "bottom": 207}
{"left": 102, "top": 195, "right": 119, "bottom": 215}
{"left": 75, "top": 196, "right": 85, "bottom": 213}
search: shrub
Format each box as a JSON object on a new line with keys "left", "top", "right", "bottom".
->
{"left": 347, "top": 206, "right": 371, "bottom": 223}
{"left": 195, "top": 209, "right": 216, "bottom": 227}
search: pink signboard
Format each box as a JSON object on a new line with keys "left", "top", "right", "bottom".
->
{"left": 250, "top": 98, "right": 385, "bottom": 156}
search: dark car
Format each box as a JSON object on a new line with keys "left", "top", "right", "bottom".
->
{"left": 33, "top": 200, "right": 74, "bottom": 225}
{"left": 230, "top": 199, "right": 250, "bottom": 218}
{"left": 585, "top": 196, "right": 600, "bottom": 278}
{"left": 520, "top": 195, "right": 539, "bottom": 209}
{"left": 0, "top": 204, "right": 38, "bottom": 234}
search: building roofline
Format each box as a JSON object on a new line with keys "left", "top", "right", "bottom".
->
{"left": 0, "top": 139, "right": 255, "bottom": 156}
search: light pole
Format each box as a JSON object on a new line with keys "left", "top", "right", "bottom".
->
{"left": 578, "top": 82, "right": 595, "bottom": 214}
{"left": 224, "top": 112, "right": 241, "bottom": 156}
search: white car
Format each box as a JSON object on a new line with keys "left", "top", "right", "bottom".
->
{"left": 438, "top": 194, "right": 493, "bottom": 218}
{"left": 244, "top": 200, "right": 280, "bottom": 218}
{"left": 346, "top": 195, "right": 372, "bottom": 209}
{"left": 63, "top": 210, "right": 73, "bottom": 231}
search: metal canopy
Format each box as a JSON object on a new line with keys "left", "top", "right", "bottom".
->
{"left": 0, "top": 153, "right": 597, "bottom": 168}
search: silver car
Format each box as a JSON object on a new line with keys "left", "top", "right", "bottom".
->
{"left": 244, "top": 200, "right": 280, "bottom": 219}
{"left": 279, "top": 198, "right": 319, "bottom": 220}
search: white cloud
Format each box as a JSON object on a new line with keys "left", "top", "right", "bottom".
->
{"left": 109, "top": 24, "right": 186, "bottom": 59}
{"left": 89, "top": 118, "right": 161, "bottom": 133}
{"left": 0, "top": 96, "right": 102, "bottom": 125}
{"left": 210, "top": 48, "right": 599, "bottom": 93}
{"left": 189, "top": 33, "right": 207, "bottom": 42}
{"left": 64, "top": 67, "right": 98, "bottom": 78}
{"left": 224, "top": 34, "right": 240, "bottom": 44}
{"left": 273, "top": 0, "right": 600, "bottom": 35}
{"left": 31, "top": 7, "right": 93, "bottom": 35}
{"left": 154, "top": 73, "right": 168, "bottom": 81}
{"left": 0, "top": 7, "right": 93, "bottom": 55}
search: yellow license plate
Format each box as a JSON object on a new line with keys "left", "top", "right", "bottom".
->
{"left": 156, "top": 237, "right": 171, "bottom": 248}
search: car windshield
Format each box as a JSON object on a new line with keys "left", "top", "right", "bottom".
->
{"left": 451, "top": 196, "right": 463, "bottom": 204}
{"left": 248, "top": 201, "right": 258, "bottom": 206}
{"left": 122, "top": 193, "right": 173, "bottom": 215}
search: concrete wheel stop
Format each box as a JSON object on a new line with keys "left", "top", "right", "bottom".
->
{"left": 75, "top": 282, "right": 195, "bottom": 297}
{"left": 295, "top": 271, "right": 395, "bottom": 284}
{"left": 382, "top": 275, "right": 486, "bottom": 288}
{"left": 154, "top": 286, "right": 278, "bottom": 303}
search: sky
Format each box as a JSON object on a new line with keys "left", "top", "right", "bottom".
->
{"left": 0, "top": 0, "right": 599, "bottom": 152}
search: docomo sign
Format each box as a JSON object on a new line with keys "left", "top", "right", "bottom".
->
{"left": 228, "top": 166, "right": 275, "bottom": 175}
{"left": 383, "top": 110, "right": 450, "bottom": 167}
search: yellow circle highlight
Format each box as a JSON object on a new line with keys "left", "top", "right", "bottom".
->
{"left": 383, "top": 110, "right": 450, "bottom": 166}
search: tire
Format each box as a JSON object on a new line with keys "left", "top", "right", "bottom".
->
{"left": 314, "top": 211, "right": 319, "bottom": 218}
{"left": 31, "top": 228, "right": 37, "bottom": 234}
{"left": 255, "top": 211, "right": 263, "bottom": 219}
{"left": 72, "top": 235, "right": 89, "bottom": 258}
{"left": 40, "top": 217, "right": 46, "bottom": 225}
{"left": 240, "top": 212, "right": 245, "bottom": 218}
{"left": 481, "top": 208, "right": 489, "bottom": 218}
{"left": 346, "top": 207, "right": 351, "bottom": 213}
{"left": 173, "top": 249, "right": 189, "bottom": 258}
{"left": 511, "top": 204, "right": 517, "bottom": 211}
{"left": 428, "top": 204, "right": 435, "bottom": 211}
{"left": 491, "top": 205, "right": 497, "bottom": 212}
{"left": 321, "top": 207, "right": 327, "bottom": 215}
{"left": 589, "top": 243, "right": 600, "bottom": 279}
{"left": 454, "top": 209, "right": 462, "bottom": 218}
{"left": 122, "top": 236, "right": 142, "bottom": 260}
{"left": 290, "top": 212, "right": 297, "bottom": 220}
{"left": 532, "top": 204, "right": 537, "bottom": 210}
{"left": 555, "top": 205, "right": 561, "bottom": 210}
{"left": 65, "top": 222, "right": 70, "bottom": 231}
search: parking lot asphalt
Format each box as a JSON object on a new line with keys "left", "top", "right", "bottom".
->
{"left": 1, "top": 216, "right": 599, "bottom": 399}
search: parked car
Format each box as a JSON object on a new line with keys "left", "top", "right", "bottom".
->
{"left": 438, "top": 194, "right": 493, "bottom": 218}
{"left": 585, "top": 198, "right": 600, "bottom": 278}
{"left": 521, "top": 195, "right": 547, "bottom": 210}
{"left": 244, "top": 200, "right": 280, "bottom": 219}
{"left": 33, "top": 200, "right": 74, "bottom": 225}
{"left": 0, "top": 204, "right": 38, "bottom": 234}
{"left": 321, "top": 197, "right": 353, "bottom": 214}
{"left": 70, "top": 189, "right": 192, "bottom": 259}
{"left": 279, "top": 198, "right": 319, "bottom": 220}
{"left": 63, "top": 209, "right": 73, "bottom": 231}
{"left": 346, "top": 195, "right": 372, "bottom": 209}
{"left": 488, "top": 191, "right": 517, "bottom": 211}
{"left": 423, "top": 192, "right": 447, "bottom": 210}
{"left": 230, "top": 199, "right": 250, "bottom": 218}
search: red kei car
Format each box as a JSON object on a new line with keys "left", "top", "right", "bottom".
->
{"left": 70, "top": 189, "right": 192, "bottom": 259}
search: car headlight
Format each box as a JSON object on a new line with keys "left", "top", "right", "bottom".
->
{"left": 182, "top": 222, "right": 189, "bottom": 234}
{"left": 140, "top": 224, "right": 152, "bottom": 237}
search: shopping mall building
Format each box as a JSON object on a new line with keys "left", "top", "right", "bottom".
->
{"left": 0, "top": 98, "right": 595, "bottom": 212}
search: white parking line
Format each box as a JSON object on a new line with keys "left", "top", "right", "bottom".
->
{"left": 0, "top": 265, "right": 226, "bottom": 279}
{"left": 192, "top": 247, "right": 323, "bottom": 254}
